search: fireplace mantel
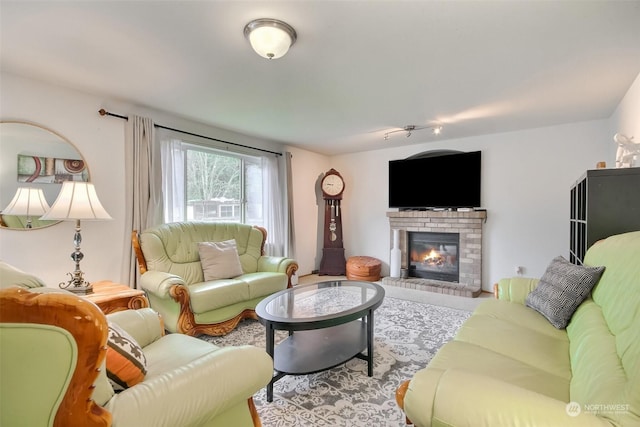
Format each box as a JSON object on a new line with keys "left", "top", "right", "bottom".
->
{"left": 387, "top": 209, "right": 487, "bottom": 219}
{"left": 385, "top": 210, "right": 487, "bottom": 297}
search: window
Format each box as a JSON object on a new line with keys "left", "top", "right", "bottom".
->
{"left": 159, "top": 133, "right": 290, "bottom": 258}
{"left": 181, "top": 144, "right": 263, "bottom": 225}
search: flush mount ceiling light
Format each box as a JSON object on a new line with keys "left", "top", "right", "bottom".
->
{"left": 244, "top": 18, "right": 297, "bottom": 59}
{"left": 384, "top": 125, "right": 443, "bottom": 140}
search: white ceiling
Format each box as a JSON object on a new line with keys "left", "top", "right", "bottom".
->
{"left": 2, "top": 1, "right": 640, "bottom": 156}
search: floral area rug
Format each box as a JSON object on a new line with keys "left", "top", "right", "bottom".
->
{"left": 200, "top": 297, "right": 471, "bottom": 427}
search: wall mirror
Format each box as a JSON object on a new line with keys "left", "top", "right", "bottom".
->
{"left": 0, "top": 121, "right": 89, "bottom": 230}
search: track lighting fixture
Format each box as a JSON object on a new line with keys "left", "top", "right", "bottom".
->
{"left": 384, "top": 124, "right": 443, "bottom": 140}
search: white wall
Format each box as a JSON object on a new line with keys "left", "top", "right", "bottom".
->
{"left": 1, "top": 74, "right": 125, "bottom": 286}
{"left": 609, "top": 72, "right": 640, "bottom": 155}
{"left": 285, "top": 146, "right": 330, "bottom": 276}
{"left": 0, "top": 72, "right": 285, "bottom": 286}
{"left": 330, "top": 121, "right": 611, "bottom": 290}
{"left": 1, "top": 71, "right": 637, "bottom": 291}
{"left": 287, "top": 71, "right": 637, "bottom": 286}
{"left": 321, "top": 73, "right": 637, "bottom": 291}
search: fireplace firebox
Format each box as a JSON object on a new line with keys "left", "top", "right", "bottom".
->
{"left": 408, "top": 231, "right": 459, "bottom": 282}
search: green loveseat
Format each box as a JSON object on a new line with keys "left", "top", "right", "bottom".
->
{"left": 397, "top": 231, "right": 640, "bottom": 427}
{"left": 133, "top": 222, "right": 298, "bottom": 336}
{"left": 0, "top": 266, "right": 273, "bottom": 427}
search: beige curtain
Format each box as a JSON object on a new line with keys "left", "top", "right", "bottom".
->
{"left": 120, "top": 115, "right": 162, "bottom": 287}
{"left": 284, "top": 152, "right": 296, "bottom": 260}
{"left": 262, "top": 151, "right": 295, "bottom": 263}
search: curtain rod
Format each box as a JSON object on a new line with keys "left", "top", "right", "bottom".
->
{"left": 98, "top": 109, "right": 282, "bottom": 156}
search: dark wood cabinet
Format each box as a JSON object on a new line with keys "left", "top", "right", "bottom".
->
{"left": 569, "top": 167, "right": 640, "bottom": 264}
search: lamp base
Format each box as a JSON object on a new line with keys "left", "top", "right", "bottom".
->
{"left": 65, "top": 284, "right": 94, "bottom": 295}
{"left": 59, "top": 270, "right": 93, "bottom": 295}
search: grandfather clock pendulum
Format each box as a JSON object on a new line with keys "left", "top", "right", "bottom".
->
{"left": 319, "top": 168, "right": 346, "bottom": 275}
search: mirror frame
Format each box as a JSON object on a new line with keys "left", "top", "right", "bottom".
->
{"left": 0, "top": 120, "right": 90, "bottom": 231}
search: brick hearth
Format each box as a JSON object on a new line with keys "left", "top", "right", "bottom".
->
{"left": 384, "top": 210, "right": 487, "bottom": 298}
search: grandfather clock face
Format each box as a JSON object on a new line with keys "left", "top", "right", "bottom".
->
{"left": 321, "top": 173, "right": 345, "bottom": 198}
{"left": 319, "top": 169, "right": 346, "bottom": 275}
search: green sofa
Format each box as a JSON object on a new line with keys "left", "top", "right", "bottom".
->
{"left": 398, "top": 231, "right": 640, "bottom": 427}
{"left": 0, "top": 264, "right": 273, "bottom": 427}
{"left": 133, "top": 222, "right": 298, "bottom": 336}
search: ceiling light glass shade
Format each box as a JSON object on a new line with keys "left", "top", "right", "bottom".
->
{"left": 244, "top": 18, "right": 297, "bottom": 59}
{"left": 40, "top": 181, "right": 112, "bottom": 221}
{"left": 1, "top": 187, "right": 50, "bottom": 217}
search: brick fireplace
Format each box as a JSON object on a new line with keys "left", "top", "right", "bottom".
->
{"left": 384, "top": 210, "right": 487, "bottom": 297}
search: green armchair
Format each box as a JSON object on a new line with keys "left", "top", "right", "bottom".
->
{"left": 132, "top": 221, "right": 298, "bottom": 336}
{"left": 0, "top": 287, "right": 273, "bottom": 427}
{"left": 0, "top": 287, "right": 109, "bottom": 427}
{"left": 0, "top": 260, "right": 47, "bottom": 289}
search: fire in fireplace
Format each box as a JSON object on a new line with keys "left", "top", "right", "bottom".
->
{"left": 408, "top": 231, "right": 460, "bottom": 282}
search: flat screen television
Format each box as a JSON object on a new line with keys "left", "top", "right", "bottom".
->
{"left": 388, "top": 150, "right": 481, "bottom": 209}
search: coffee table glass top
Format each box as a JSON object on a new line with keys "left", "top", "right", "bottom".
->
{"left": 259, "top": 280, "right": 384, "bottom": 323}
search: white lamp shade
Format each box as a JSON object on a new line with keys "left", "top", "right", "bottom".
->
{"left": 1, "top": 187, "right": 50, "bottom": 216}
{"left": 41, "top": 181, "right": 112, "bottom": 221}
{"left": 244, "top": 19, "right": 297, "bottom": 59}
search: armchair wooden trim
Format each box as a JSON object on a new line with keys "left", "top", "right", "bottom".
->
{"left": 248, "top": 396, "right": 262, "bottom": 427}
{"left": 0, "top": 288, "right": 111, "bottom": 427}
{"left": 395, "top": 379, "right": 413, "bottom": 425}
{"left": 254, "top": 225, "right": 267, "bottom": 256}
{"left": 170, "top": 285, "right": 260, "bottom": 336}
{"left": 132, "top": 230, "right": 148, "bottom": 275}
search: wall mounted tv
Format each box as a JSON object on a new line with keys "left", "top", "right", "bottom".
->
{"left": 388, "top": 150, "right": 481, "bottom": 209}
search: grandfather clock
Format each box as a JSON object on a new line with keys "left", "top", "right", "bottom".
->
{"left": 319, "top": 169, "right": 346, "bottom": 275}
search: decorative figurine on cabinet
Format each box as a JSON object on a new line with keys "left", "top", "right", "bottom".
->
{"left": 614, "top": 133, "right": 640, "bottom": 168}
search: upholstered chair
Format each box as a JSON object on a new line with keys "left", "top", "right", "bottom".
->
{"left": 0, "top": 286, "right": 273, "bottom": 427}
{"left": 132, "top": 221, "right": 298, "bottom": 336}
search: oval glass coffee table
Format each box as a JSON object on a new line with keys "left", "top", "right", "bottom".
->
{"left": 255, "top": 280, "right": 385, "bottom": 402}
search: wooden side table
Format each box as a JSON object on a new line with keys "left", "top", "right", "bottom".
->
{"left": 84, "top": 281, "right": 149, "bottom": 314}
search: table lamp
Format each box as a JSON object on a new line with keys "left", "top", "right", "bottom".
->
{"left": 40, "top": 181, "right": 112, "bottom": 294}
{"left": 1, "top": 187, "right": 51, "bottom": 229}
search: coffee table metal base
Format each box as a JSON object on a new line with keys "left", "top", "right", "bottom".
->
{"left": 265, "top": 310, "right": 374, "bottom": 402}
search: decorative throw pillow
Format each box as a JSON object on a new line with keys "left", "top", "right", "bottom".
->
{"left": 106, "top": 322, "right": 147, "bottom": 392}
{"left": 525, "top": 256, "right": 605, "bottom": 329}
{"left": 198, "top": 239, "right": 244, "bottom": 281}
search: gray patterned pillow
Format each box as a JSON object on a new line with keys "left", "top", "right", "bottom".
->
{"left": 525, "top": 256, "right": 604, "bottom": 329}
